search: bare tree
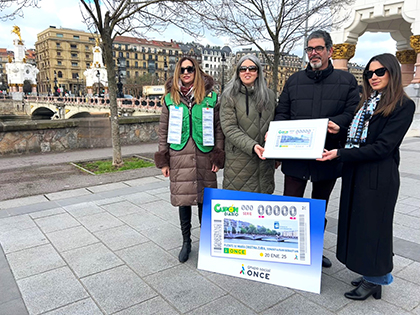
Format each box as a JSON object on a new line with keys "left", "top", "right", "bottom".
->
{"left": 79, "top": 0, "right": 194, "bottom": 166}
{"left": 0, "top": 0, "right": 40, "bottom": 20}
{"left": 185, "top": 0, "right": 354, "bottom": 93}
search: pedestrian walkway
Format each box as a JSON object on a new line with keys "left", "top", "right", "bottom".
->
{"left": 0, "top": 138, "right": 419, "bottom": 315}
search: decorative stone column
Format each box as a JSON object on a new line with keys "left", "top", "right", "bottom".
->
{"left": 410, "top": 35, "right": 420, "bottom": 84}
{"left": 331, "top": 43, "right": 356, "bottom": 71}
{"left": 396, "top": 50, "right": 416, "bottom": 86}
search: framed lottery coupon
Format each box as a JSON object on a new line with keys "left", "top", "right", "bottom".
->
{"left": 198, "top": 188, "right": 326, "bottom": 294}
{"left": 263, "top": 118, "right": 328, "bottom": 159}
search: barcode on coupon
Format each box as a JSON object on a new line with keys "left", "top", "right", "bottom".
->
{"left": 213, "top": 219, "right": 222, "bottom": 252}
{"left": 298, "top": 214, "right": 306, "bottom": 261}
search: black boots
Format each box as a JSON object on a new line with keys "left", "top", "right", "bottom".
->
{"left": 178, "top": 206, "right": 192, "bottom": 263}
{"left": 345, "top": 279, "right": 382, "bottom": 300}
{"left": 322, "top": 255, "right": 332, "bottom": 268}
{"left": 351, "top": 277, "right": 363, "bottom": 287}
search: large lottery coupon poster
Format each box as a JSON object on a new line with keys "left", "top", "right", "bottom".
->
{"left": 198, "top": 188, "right": 326, "bottom": 294}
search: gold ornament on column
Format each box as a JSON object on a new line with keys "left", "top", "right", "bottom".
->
{"left": 410, "top": 35, "right": 420, "bottom": 53}
{"left": 11, "top": 25, "right": 23, "bottom": 44}
{"left": 396, "top": 50, "right": 417, "bottom": 64}
{"left": 331, "top": 43, "right": 356, "bottom": 61}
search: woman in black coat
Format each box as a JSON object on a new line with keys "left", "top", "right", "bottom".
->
{"left": 318, "top": 53, "right": 415, "bottom": 300}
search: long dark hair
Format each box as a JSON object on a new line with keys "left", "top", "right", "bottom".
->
{"left": 360, "top": 53, "right": 406, "bottom": 117}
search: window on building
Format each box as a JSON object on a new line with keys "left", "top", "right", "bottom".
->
{"left": 56, "top": 43, "right": 61, "bottom": 48}
{"left": 58, "top": 71, "right": 63, "bottom": 78}
{"left": 70, "top": 44, "right": 77, "bottom": 49}
{"left": 72, "top": 73, "right": 78, "bottom": 79}
{"left": 56, "top": 33, "right": 63, "bottom": 38}
{"left": 73, "top": 35, "right": 80, "bottom": 39}
{"left": 119, "top": 52, "right": 123, "bottom": 57}
{"left": 155, "top": 55, "right": 158, "bottom": 61}
{"left": 135, "top": 61, "right": 138, "bottom": 68}
{"left": 126, "top": 52, "right": 129, "bottom": 58}
{"left": 85, "top": 45, "right": 89, "bottom": 50}
{"left": 135, "top": 71, "right": 138, "bottom": 77}
{"left": 57, "top": 52, "right": 61, "bottom": 56}
{"left": 86, "top": 54, "right": 89, "bottom": 58}
{"left": 71, "top": 53, "right": 78, "bottom": 58}
{"left": 72, "top": 62, "right": 78, "bottom": 67}
{"left": 126, "top": 60, "right": 130, "bottom": 67}
{"left": 125, "top": 45, "right": 129, "bottom": 50}
{"left": 135, "top": 53, "right": 138, "bottom": 59}
{"left": 89, "top": 37, "right": 95, "bottom": 42}
{"left": 126, "top": 71, "right": 130, "bottom": 78}
{"left": 57, "top": 61, "right": 62, "bottom": 65}
{"left": 143, "top": 62, "right": 146, "bottom": 68}
{"left": 143, "top": 54, "right": 146, "bottom": 60}
{"left": 86, "top": 63, "right": 90, "bottom": 68}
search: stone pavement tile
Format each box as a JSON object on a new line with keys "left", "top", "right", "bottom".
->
{"left": 93, "top": 224, "right": 148, "bottom": 251}
{"left": 395, "top": 202, "right": 419, "bottom": 215}
{"left": 142, "top": 224, "right": 186, "bottom": 251}
{"left": 298, "top": 274, "right": 352, "bottom": 312}
{"left": 393, "top": 224, "right": 420, "bottom": 244}
{"left": 94, "top": 196, "right": 125, "bottom": 206}
{"left": 62, "top": 201, "right": 105, "bottom": 218}
{"left": 395, "top": 261, "right": 420, "bottom": 285}
{"left": 0, "top": 227, "right": 48, "bottom": 254}
{"left": 0, "top": 215, "right": 36, "bottom": 236}
{"left": 413, "top": 304, "right": 420, "bottom": 315}
{"left": 61, "top": 243, "right": 124, "bottom": 278}
{"left": 394, "top": 212, "right": 420, "bottom": 230}
{"left": 331, "top": 268, "right": 361, "bottom": 287}
{"left": 17, "top": 266, "right": 89, "bottom": 315}
{"left": 34, "top": 213, "right": 80, "bottom": 233}
{"left": 123, "top": 176, "right": 163, "bottom": 187}
{"left": 6, "top": 244, "right": 66, "bottom": 280}
{"left": 86, "top": 182, "right": 130, "bottom": 193}
{"left": 323, "top": 230, "right": 337, "bottom": 251}
{"left": 187, "top": 295, "right": 257, "bottom": 315}
{"left": 76, "top": 212, "right": 124, "bottom": 232}
{"left": 46, "top": 226, "right": 99, "bottom": 252}
{"left": 0, "top": 195, "right": 47, "bottom": 210}
{"left": 45, "top": 188, "right": 92, "bottom": 201}
{"left": 0, "top": 259, "right": 22, "bottom": 305}
{"left": 6, "top": 202, "right": 60, "bottom": 217}
{"left": 0, "top": 298, "right": 29, "bottom": 315}
{"left": 43, "top": 298, "right": 103, "bottom": 315}
{"left": 124, "top": 191, "right": 159, "bottom": 205}
{"left": 145, "top": 265, "right": 225, "bottom": 313}
{"left": 145, "top": 186, "right": 170, "bottom": 196}
{"left": 337, "top": 299, "right": 412, "bottom": 315}
{"left": 116, "top": 242, "right": 179, "bottom": 277}
{"left": 119, "top": 211, "right": 167, "bottom": 232}
{"left": 138, "top": 200, "right": 179, "bottom": 223}
{"left": 29, "top": 208, "right": 66, "bottom": 219}
{"left": 201, "top": 271, "right": 293, "bottom": 312}
{"left": 260, "top": 293, "right": 334, "bottom": 315}
{"left": 382, "top": 276, "right": 420, "bottom": 311}
{"left": 100, "top": 200, "right": 143, "bottom": 217}
{"left": 393, "top": 255, "right": 415, "bottom": 273}
{"left": 81, "top": 265, "right": 156, "bottom": 314}
{"left": 393, "top": 238, "right": 420, "bottom": 262}
{"left": 113, "top": 296, "right": 178, "bottom": 315}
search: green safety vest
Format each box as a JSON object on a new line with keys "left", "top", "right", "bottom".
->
{"left": 165, "top": 91, "right": 217, "bottom": 153}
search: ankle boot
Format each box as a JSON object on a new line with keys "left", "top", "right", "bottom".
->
{"left": 198, "top": 203, "right": 203, "bottom": 227}
{"left": 178, "top": 206, "right": 192, "bottom": 263}
{"left": 351, "top": 277, "right": 363, "bottom": 287}
{"left": 345, "top": 279, "right": 382, "bottom": 300}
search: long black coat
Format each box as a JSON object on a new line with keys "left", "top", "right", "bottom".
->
{"left": 275, "top": 61, "right": 359, "bottom": 182}
{"left": 336, "top": 97, "right": 415, "bottom": 276}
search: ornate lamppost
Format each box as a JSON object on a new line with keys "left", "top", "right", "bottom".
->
{"left": 46, "top": 76, "right": 50, "bottom": 96}
{"left": 221, "top": 52, "right": 226, "bottom": 92}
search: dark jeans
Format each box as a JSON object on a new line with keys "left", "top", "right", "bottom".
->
{"left": 284, "top": 175, "right": 337, "bottom": 229}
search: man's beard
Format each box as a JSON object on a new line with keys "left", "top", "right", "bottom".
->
{"left": 309, "top": 58, "right": 322, "bottom": 69}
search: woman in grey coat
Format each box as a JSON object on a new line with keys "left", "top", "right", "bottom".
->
{"left": 220, "top": 54, "right": 276, "bottom": 194}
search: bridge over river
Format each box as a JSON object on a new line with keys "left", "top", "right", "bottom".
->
{"left": 224, "top": 233, "right": 297, "bottom": 242}
{"left": 1, "top": 95, "right": 162, "bottom": 120}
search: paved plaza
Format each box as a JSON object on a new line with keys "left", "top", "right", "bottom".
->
{"left": 0, "top": 138, "right": 420, "bottom": 315}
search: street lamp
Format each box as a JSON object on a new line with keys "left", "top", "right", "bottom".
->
{"left": 96, "top": 70, "right": 100, "bottom": 96}
{"left": 117, "top": 57, "right": 124, "bottom": 98}
{"left": 53, "top": 71, "right": 58, "bottom": 96}
{"left": 76, "top": 73, "right": 79, "bottom": 97}
{"left": 221, "top": 52, "right": 226, "bottom": 93}
{"left": 46, "top": 76, "right": 50, "bottom": 96}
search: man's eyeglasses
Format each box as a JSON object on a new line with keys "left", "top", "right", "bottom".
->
{"left": 364, "top": 67, "right": 387, "bottom": 79}
{"left": 181, "top": 66, "right": 195, "bottom": 74}
{"left": 239, "top": 66, "right": 258, "bottom": 73}
{"left": 304, "top": 46, "right": 326, "bottom": 54}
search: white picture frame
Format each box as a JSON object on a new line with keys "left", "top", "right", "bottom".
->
{"left": 263, "top": 118, "right": 329, "bottom": 159}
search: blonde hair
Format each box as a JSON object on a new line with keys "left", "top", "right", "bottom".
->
{"left": 169, "top": 57, "right": 208, "bottom": 105}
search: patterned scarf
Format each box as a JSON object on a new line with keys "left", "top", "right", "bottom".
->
{"left": 179, "top": 79, "right": 194, "bottom": 103}
{"left": 345, "top": 92, "right": 382, "bottom": 148}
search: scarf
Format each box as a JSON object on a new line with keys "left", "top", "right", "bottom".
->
{"left": 179, "top": 79, "right": 194, "bottom": 104}
{"left": 345, "top": 92, "right": 381, "bottom": 148}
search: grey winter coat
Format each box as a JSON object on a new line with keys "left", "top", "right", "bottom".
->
{"left": 154, "top": 76, "right": 225, "bottom": 207}
{"left": 220, "top": 85, "right": 276, "bottom": 193}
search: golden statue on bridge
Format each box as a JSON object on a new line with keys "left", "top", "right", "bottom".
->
{"left": 11, "top": 25, "right": 23, "bottom": 43}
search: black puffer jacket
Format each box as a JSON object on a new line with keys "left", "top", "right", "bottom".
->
{"left": 275, "top": 61, "right": 359, "bottom": 181}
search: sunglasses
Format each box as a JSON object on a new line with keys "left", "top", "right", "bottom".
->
{"left": 364, "top": 67, "right": 387, "bottom": 79}
{"left": 304, "top": 46, "right": 325, "bottom": 54}
{"left": 180, "top": 66, "right": 195, "bottom": 74}
{"left": 239, "top": 66, "right": 258, "bottom": 73}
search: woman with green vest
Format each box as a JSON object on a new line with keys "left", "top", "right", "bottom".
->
{"left": 220, "top": 54, "right": 276, "bottom": 194}
{"left": 154, "top": 57, "right": 224, "bottom": 263}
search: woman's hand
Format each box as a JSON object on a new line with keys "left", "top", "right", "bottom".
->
{"left": 211, "top": 164, "right": 219, "bottom": 172}
{"left": 317, "top": 149, "right": 338, "bottom": 161}
{"left": 161, "top": 166, "right": 170, "bottom": 177}
{"left": 254, "top": 144, "right": 266, "bottom": 160}
{"left": 327, "top": 121, "right": 340, "bottom": 134}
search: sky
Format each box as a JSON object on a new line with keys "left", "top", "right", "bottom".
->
{"left": 0, "top": 0, "right": 396, "bottom": 66}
